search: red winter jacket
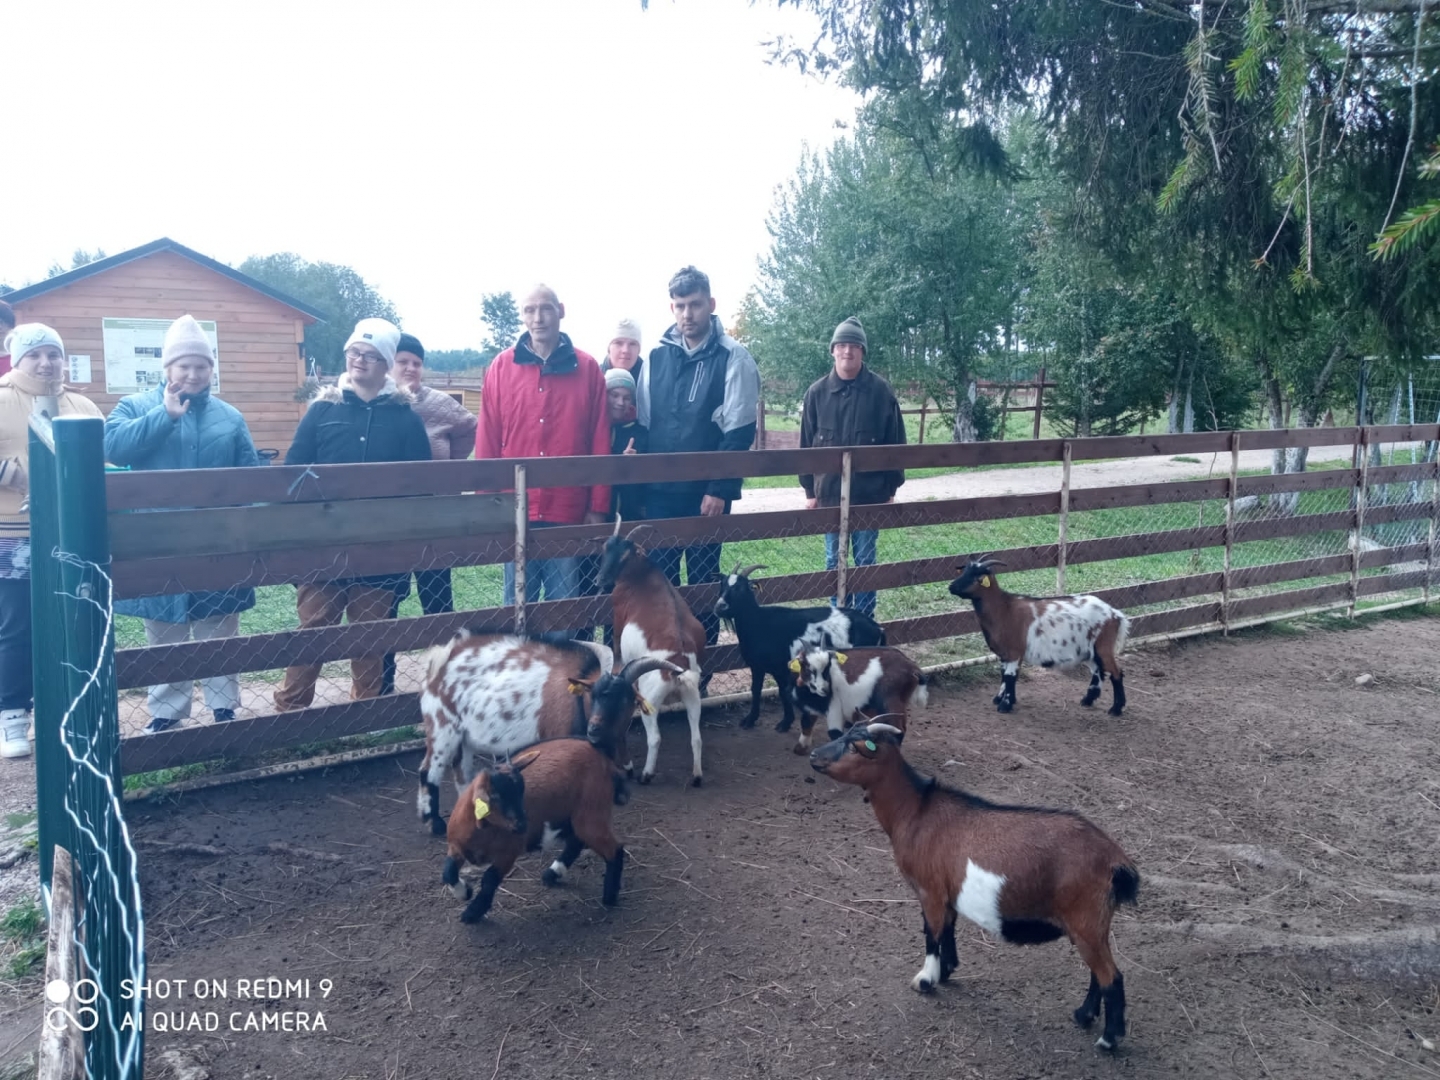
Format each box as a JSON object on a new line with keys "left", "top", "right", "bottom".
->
{"left": 476, "top": 333, "right": 610, "bottom": 524}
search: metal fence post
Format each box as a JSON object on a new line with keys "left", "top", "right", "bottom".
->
{"left": 514, "top": 464, "right": 528, "bottom": 634}
{"left": 835, "top": 452, "right": 853, "bottom": 607}
{"left": 1056, "top": 441, "right": 1072, "bottom": 593}
{"left": 27, "top": 416, "right": 63, "bottom": 897}
{"left": 1427, "top": 453, "right": 1439, "bottom": 606}
{"left": 1222, "top": 432, "right": 1241, "bottom": 634}
{"left": 1350, "top": 428, "right": 1370, "bottom": 618}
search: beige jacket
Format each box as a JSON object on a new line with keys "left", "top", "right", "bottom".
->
{"left": 0, "top": 369, "right": 103, "bottom": 538}
{"left": 409, "top": 384, "right": 478, "bottom": 462}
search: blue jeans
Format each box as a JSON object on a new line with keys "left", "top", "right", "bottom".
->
{"left": 826, "top": 529, "right": 878, "bottom": 618}
{"left": 646, "top": 490, "right": 725, "bottom": 649}
{"left": 503, "top": 556, "right": 582, "bottom": 606}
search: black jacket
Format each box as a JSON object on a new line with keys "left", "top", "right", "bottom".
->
{"left": 286, "top": 376, "right": 432, "bottom": 592}
{"left": 798, "top": 365, "right": 906, "bottom": 507}
{"left": 287, "top": 378, "right": 432, "bottom": 468}
{"left": 610, "top": 421, "right": 648, "bottom": 520}
{"left": 638, "top": 316, "right": 761, "bottom": 506}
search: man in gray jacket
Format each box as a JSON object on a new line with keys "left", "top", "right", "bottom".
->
{"left": 798, "top": 317, "right": 906, "bottom": 619}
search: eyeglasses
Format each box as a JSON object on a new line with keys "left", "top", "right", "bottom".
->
{"left": 345, "top": 348, "right": 385, "bottom": 364}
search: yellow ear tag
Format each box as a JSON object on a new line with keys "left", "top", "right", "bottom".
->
{"left": 473, "top": 798, "right": 490, "bottom": 822}
{"left": 568, "top": 683, "right": 586, "bottom": 696}
{"left": 980, "top": 575, "right": 991, "bottom": 588}
{"left": 638, "top": 696, "right": 654, "bottom": 714}
{"left": 788, "top": 658, "right": 802, "bottom": 674}
{"left": 835, "top": 652, "right": 848, "bottom": 665}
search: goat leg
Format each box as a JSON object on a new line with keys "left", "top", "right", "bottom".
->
{"left": 460, "top": 865, "right": 504, "bottom": 923}
{"left": 543, "top": 834, "right": 585, "bottom": 887}
{"left": 1081, "top": 656, "right": 1103, "bottom": 708}
{"left": 740, "top": 668, "right": 764, "bottom": 729}
{"left": 939, "top": 918, "right": 959, "bottom": 982}
{"left": 1073, "top": 972, "right": 1102, "bottom": 1028}
{"left": 773, "top": 674, "right": 796, "bottom": 732}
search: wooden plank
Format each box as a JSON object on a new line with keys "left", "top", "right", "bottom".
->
{"left": 528, "top": 507, "right": 844, "bottom": 559}
{"left": 1359, "top": 542, "right": 1429, "bottom": 569}
{"left": 1237, "top": 469, "right": 1355, "bottom": 497}
{"left": 1066, "top": 432, "right": 1232, "bottom": 460}
{"left": 849, "top": 439, "right": 1065, "bottom": 470}
{"left": 1232, "top": 511, "right": 1355, "bottom": 544}
{"left": 881, "top": 611, "right": 982, "bottom": 645}
{"left": 1367, "top": 463, "right": 1433, "bottom": 485}
{"left": 1089, "top": 572, "right": 1223, "bottom": 609}
{"left": 1232, "top": 554, "right": 1352, "bottom": 587}
{"left": 1239, "top": 427, "right": 1361, "bottom": 451}
{"left": 38, "top": 847, "right": 83, "bottom": 1080}
{"left": 848, "top": 493, "right": 1059, "bottom": 530}
{"left": 1067, "top": 478, "right": 1228, "bottom": 513}
{"left": 1130, "top": 602, "right": 1222, "bottom": 637}
{"left": 1357, "top": 570, "right": 1428, "bottom": 596}
{"left": 1369, "top": 423, "right": 1440, "bottom": 444}
{"left": 1227, "top": 582, "right": 1352, "bottom": 620}
{"left": 109, "top": 493, "right": 514, "bottom": 560}
{"left": 1364, "top": 501, "right": 1434, "bottom": 527}
{"left": 120, "top": 694, "right": 423, "bottom": 774}
{"left": 1066, "top": 526, "right": 1225, "bottom": 565}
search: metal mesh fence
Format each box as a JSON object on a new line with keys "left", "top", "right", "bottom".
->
{"left": 104, "top": 427, "right": 1438, "bottom": 781}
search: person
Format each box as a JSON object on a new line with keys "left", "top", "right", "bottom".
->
{"left": 605, "top": 367, "right": 648, "bottom": 521}
{"left": 798, "top": 317, "right": 906, "bottom": 619}
{"left": 636, "top": 266, "right": 760, "bottom": 667}
{"left": 380, "top": 332, "right": 477, "bottom": 693}
{"left": 105, "top": 315, "right": 265, "bottom": 732}
{"left": 273, "top": 319, "right": 431, "bottom": 712}
{"left": 0, "top": 302, "right": 15, "bottom": 378}
{"left": 601, "top": 318, "right": 643, "bottom": 379}
{"left": 0, "top": 324, "right": 103, "bottom": 758}
{"left": 476, "top": 284, "right": 609, "bottom": 611}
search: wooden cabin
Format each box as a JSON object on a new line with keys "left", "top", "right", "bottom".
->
{"left": 4, "top": 238, "right": 325, "bottom": 458}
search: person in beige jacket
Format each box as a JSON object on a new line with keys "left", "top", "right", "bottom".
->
{"left": 0, "top": 324, "right": 103, "bottom": 758}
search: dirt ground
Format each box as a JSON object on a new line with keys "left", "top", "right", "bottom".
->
{"left": 8, "top": 615, "right": 1440, "bottom": 1079}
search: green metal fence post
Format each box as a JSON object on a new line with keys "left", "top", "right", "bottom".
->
{"left": 27, "top": 416, "right": 63, "bottom": 898}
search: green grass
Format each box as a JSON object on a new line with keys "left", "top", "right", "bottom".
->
{"left": 2, "top": 899, "right": 45, "bottom": 979}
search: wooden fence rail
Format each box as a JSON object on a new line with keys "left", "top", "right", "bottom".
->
{"left": 111, "top": 425, "right": 1440, "bottom": 775}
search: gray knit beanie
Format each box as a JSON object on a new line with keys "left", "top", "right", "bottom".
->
{"left": 830, "top": 316, "right": 867, "bottom": 353}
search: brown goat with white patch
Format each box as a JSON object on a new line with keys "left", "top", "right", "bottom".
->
{"left": 948, "top": 557, "right": 1129, "bottom": 716}
{"left": 811, "top": 720, "right": 1139, "bottom": 1051}
{"left": 788, "top": 647, "right": 928, "bottom": 754}
{"left": 417, "top": 631, "right": 618, "bottom": 834}
{"left": 441, "top": 738, "right": 626, "bottom": 923}
{"left": 597, "top": 523, "right": 707, "bottom": 785}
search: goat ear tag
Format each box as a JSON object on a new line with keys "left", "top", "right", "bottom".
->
{"left": 864, "top": 740, "right": 877, "bottom": 752}
{"left": 980, "top": 575, "right": 991, "bottom": 588}
{"left": 638, "top": 696, "right": 654, "bottom": 714}
{"left": 788, "top": 659, "right": 802, "bottom": 673}
{"left": 568, "top": 682, "right": 586, "bottom": 696}
{"left": 835, "top": 652, "right": 848, "bottom": 665}
{"left": 473, "top": 798, "right": 490, "bottom": 822}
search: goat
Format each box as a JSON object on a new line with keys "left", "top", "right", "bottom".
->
{"left": 788, "top": 646, "right": 927, "bottom": 753}
{"left": 417, "top": 631, "right": 623, "bottom": 834}
{"left": 811, "top": 720, "right": 1139, "bottom": 1051}
{"left": 598, "top": 523, "right": 707, "bottom": 785}
{"left": 948, "top": 557, "right": 1129, "bottom": 716}
{"left": 713, "top": 563, "right": 887, "bottom": 732}
{"left": 441, "top": 739, "right": 626, "bottom": 923}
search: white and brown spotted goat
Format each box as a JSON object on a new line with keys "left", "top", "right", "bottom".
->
{"left": 948, "top": 557, "right": 1129, "bottom": 716}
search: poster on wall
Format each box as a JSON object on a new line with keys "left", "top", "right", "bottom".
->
{"left": 102, "top": 317, "right": 219, "bottom": 395}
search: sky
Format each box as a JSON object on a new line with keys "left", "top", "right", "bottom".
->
{"left": 3, "top": 0, "right": 860, "bottom": 355}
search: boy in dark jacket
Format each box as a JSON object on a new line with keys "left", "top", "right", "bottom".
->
{"left": 605, "top": 366, "right": 648, "bottom": 520}
{"left": 274, "top": 319, "right": 431, "bottom": 711}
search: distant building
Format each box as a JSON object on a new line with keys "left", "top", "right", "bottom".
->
{"left": 4, "top": 237, "right": 325, "bottom": 457}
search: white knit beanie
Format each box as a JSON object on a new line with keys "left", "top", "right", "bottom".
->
{"left": 5, "top": 323, "right": 64, "bottom": 364}
{"left": 605, "top": 367, "right": 636, "bottom": 392}
{"left": 611, "top": 318, "right": 642, "bottom": 349}
{"left": 162, "top": 314, "right": 215, "bottom": 368}
{"left": 345, "top": 318, "right": 401, "bottom": 370}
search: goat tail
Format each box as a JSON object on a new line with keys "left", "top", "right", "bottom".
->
{"left": 1110, "top": 863, "right": 1140, "bottom": 907}
{"left": 1113, "top": 612, "right": 1131, "bottom": 656}
{"left": 914, "top": 674, "right": 930, "bottom": 709}
{"left": 424, "top": 643, "right": 453, "bottom": 686}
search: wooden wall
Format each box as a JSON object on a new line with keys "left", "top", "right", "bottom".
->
{"left": 10, "top": 250, "right": 311, "bottom": 457}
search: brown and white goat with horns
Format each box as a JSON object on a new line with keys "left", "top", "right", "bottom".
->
{"left": 598, "top": 522, "right": 707, "bottom": 785}
{"left": 949, "top": 557, "right": 1130, "bottom": 716}
{"left": 811, "top": 720, "right": 1140, "bottom": 1051}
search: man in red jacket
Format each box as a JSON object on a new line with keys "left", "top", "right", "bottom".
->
{"left": 477, "top": 284, "right": 610, "bottom": 611}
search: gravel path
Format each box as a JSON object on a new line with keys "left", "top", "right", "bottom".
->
{"left": 737, "top": 440, "right": 1384, "bottom": 512}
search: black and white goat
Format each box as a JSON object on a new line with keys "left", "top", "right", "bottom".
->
{"left": 948, "top": 558, "right": 1130, "bottom": 716}
{"left": 788, "top": 646, "right": 927, "bottom": 752}
{"left": 713, "top": 563, "right": 886, "bottom": 732}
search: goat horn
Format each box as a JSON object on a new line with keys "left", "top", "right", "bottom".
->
{"left": 619, "top": 656, "right": 686, "bottom": 684}
{"left": 981, "top": 559, "right": 1008, "bottom": 569}
{"left": 624, "top": 523, "right": 653, "bottom": 543}
{"left": 612, "top": 514, "right": 623, "bottom": 537}
{"left": 736, "top": 563, "right": 767, "bottom": 578}
{"left": 864, "top": 720, "right": 905, "bottom": 738}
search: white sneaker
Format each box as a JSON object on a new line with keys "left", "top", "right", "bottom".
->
{"left": 1, "top": 709, "right": 31, "bottom": 759}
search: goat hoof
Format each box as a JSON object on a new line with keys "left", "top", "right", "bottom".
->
{"left": 774, "top": 717, "right": 794, "bottom": 733}
{"left": 792, "top": 742, "right": 809, "bottom": 755}
{"left": 1080, "top": 696, "right": 1097, "bottom": 708}
{"left": 739, "top": 714, "right": 759, "bottom": 729}
{"left": 1073, "top": 1006, "right": 1098, "bottom": 1029}
{"left": 541, "top": 867, "right": 562, "bottom": 888}
{"left": 429, "top": 816, "right": 446, "bottom": 837}
{"left": 1107, "top": 705, "right": 1124, "bottom": 717}
{"left": 996, "top": 701, "right": 1014, "bottom": 714}
{"left": 1094, "top": 1035, "right": 1118, "bottom": 1052}
{"left": 639, "top": 772, "right": 654, "bottom": 785}
{"left": 459, "top": 908, "right": 485, "bottom": 925}
{"left": 991, "top": 694, "right": 1003, "bottom": 705}
{"left": 910, "top": 976, "right": 935, "bottom": 994}
{"left": 691, "top": 775, "right": 703, "bottom": 788}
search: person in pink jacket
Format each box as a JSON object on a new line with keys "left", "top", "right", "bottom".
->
{"left": 476, "top": 284, "right": 609, "bottom": 609}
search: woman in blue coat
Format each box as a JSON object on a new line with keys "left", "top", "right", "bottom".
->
{"left": 104, "top": 315, "right": 262, "bottom": 733}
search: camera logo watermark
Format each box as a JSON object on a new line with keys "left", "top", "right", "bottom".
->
{"left": 44, "top": 979, "right": 100, "bottom": 1034}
